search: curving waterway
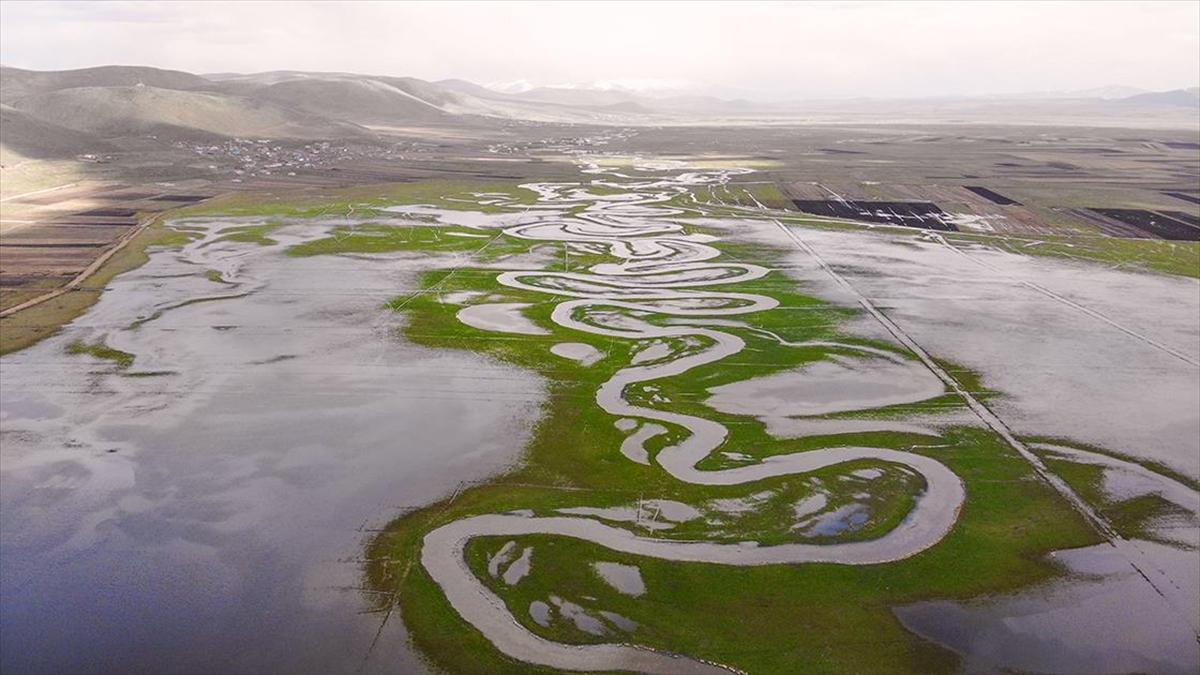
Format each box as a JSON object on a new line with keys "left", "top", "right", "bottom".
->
{"left": 416, "top": 165, "right": 966, "bottom": 673}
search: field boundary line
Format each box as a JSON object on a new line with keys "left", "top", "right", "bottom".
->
{"left": 928, "top": 232, "right": 1199, "bottom": 367}
{"left": 0, "top": 212, "right": 159, "bottom": 319}
{"left": 0, "top": 181, "right": 79, "bottom": 203}
{"left": 770, "top": 217, "right": 1200, "bottom": 637}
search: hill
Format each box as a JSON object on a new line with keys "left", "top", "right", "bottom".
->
{"left": 0, "top": 65, "right": 212, "bottom": 101}
{"left": 1116, "top": 88, "right": 1200, "bottom": 108}
{"left": 249, "top": 77, "right": 450, "bottom": 124}
{"left": 8, "top": 85, "right": 361, "bottom": 140}
{"left": 0, "top": 105, "right": 111, "bottom": 161}
{"left": 1, "top": 65, "right": 1196, "bottom": 155}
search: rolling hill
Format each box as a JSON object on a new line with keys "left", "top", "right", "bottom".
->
{"left": 249, "top": 77, "right": 450, "bottom": 124}
{"left": 7, "top": 85, "right": 362, "bottom": 140}
{"left": 1, "top": 64, "right": 1197, "bottom": 162}
{"left": 0, "top": 65, "right": 213, "bottom": 101}
{"left": 0, "top": 104, "right": 113, "bottom": 161}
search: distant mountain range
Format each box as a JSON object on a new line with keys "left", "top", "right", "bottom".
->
{"left": 1, "top": 65, "right": 1196, "bottom": 161}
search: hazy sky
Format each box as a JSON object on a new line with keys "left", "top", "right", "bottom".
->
{"left": 2, "top": 1, "right": 1197, "bottom": 99}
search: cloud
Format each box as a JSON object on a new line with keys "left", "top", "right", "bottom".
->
{"left": 2, "top": 1, "right": 1197, "bottom": 99}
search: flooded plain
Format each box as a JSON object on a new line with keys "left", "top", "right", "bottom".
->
{"left": 896, "top": 539, "right": 1199, "bottom": 674}
{"left": 760, "top": 225, "right": 1200, "bottom": 478}
{"left": 0, "top": 226, "right": 543, "bottom": 674}
{"left": 413, "top": 164, "right": 1195, "bottom": 673}
{"left": 404, "top": 166, "right": 978, "bottom": 673}
{"left": 2, "top": 151, "right": 1198, "bottom": 674}
{"left": 894, "top": 439, "right": 1200, "bottom": 672}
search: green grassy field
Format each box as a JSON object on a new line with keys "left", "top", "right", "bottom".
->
{"left": 357, "top": 257, "right": 1100, "bottom": 673}
{"left": 66, "top": 338, "right": 134, "bottom": 368}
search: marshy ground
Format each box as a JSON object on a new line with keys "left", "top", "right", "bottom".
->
{"left": 1, "top": 139, "right": 1197, "bottom": 674}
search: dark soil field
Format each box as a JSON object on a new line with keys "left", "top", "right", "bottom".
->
{"left": 1091, "top": 208, "right": 1200, "bottom": 241}
{"left": 791, "top": 198, "right": 958, "bottom": 231}
{"left": 964, "top": 185, "right": 1021, "bottom": 205}
{"left": 151, "top": 194, "right": 210, "bottom": 202}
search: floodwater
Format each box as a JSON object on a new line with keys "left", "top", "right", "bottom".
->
{"left": 736, "top": 218, "right": 1200, "bottom": 672}
{"left": 412, "top": 164, "right": 1196, "bottom": 673}
{"left": 593, "top": 561, "right": 646, "bottom": 596}
{"left": 759, "top": 224, "right": 1200, "bottom": 479}
{"left": 0, "top": 224, "right": 543, "bottom": 674}
{"left": 414, "top": 168, "right": 969, "bottom": 674}
{"left": 895, "top": 540, "right": 1200, "bottom": 674}
{"left": 2, "top": 152, "right": 1198, "bottom": 674}
{"left": 705, "top": 353, "right": 945, "bottom": 419}
{"left": 456, "top": 302, "right": 548, "bottom": 335}
{"left": 550, "top": 341, "right": 603, "bottom": 366}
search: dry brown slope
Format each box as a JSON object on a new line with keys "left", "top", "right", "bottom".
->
{"left": 0, "top": 65, "right": 213, "bottom": 101}
{"left": 8, "top": 85, "right": 365, "bottom": 139}
{"left": 0, "top": 105, "right": 113, "bottom": 160}
{"left": 252, "top": 77, "right": 451, "bottom": 124}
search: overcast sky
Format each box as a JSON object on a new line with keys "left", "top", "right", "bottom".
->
{"left": 1, "top": 1, "right": 1197, "bottom": 99}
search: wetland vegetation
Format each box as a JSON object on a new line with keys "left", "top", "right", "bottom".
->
{"left": 200, "top": 165, "right": 1117, "bottom": 673}
{"left": 17, "top": 157, "right": 1198, "bottom": 675}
